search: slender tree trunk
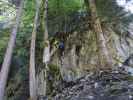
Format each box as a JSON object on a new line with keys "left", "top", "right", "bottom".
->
{"left": 29, "top": 0, "right": 41, "bottom": 100}
{"left": 42, "top": 0, "right": 50, "bottom": 96}
{"left": 43, "top": 0, "right": 49, "bottom": 42}
{"left": 0, "top": 1, "right": 23, "bottom": 100}
{"left": 88, "top": 0, "right": 112, "bottom": 69}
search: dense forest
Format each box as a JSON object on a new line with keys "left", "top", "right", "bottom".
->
{"left": 0, "top": 0, "right": 133, "bottom": 100}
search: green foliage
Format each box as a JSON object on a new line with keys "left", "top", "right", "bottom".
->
{"left": 6, "top": 64, "right": 29, "bottom": 100}
{"left": 48, "top": 0, "right": 83, "bottom": 17}
{"left": 22, "top": 0, "right": 35, "bottom": 27}
{"left": 0, "top": 29, "right": 10, "bottom": 63}
{"left": 47, "top": 64, "right": 62, "bottom": 96}
{"left": 48, "top": 64, "right": 61, "bottom": 77}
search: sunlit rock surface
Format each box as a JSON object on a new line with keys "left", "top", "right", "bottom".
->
{"left": 0, "top": 0, "right": 16, "bottom": 29}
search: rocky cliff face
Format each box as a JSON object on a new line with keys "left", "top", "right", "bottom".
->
{"left": 50, "top": 22, "right": 133, "bottom": 82}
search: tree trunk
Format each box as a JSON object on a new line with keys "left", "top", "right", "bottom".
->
{"left": 29, "top": 0, "right": 41, "bottom": 100}
{"left": 42, "top": 0, "right": 50, "bottom": 97}
{"left": 88, "top": 0, "right": 112, "bottom": 69}
{"left": 0, "top": 1, "right": 23, "bottom": 100}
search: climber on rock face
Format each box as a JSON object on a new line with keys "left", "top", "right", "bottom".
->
{"left": 51, "top": 31, "right": 66, "bottom": 56}
{"left": 59, "top": 41, "right": 65, "bottom": 56}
